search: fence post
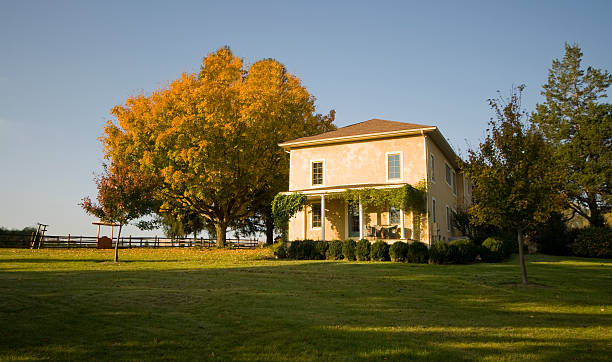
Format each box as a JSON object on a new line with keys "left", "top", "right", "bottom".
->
{"left": 67, "top": 234, "right": 71, "bottom": 248}
{"left": 129, "top": 235, "right": 132, "bottom": 248}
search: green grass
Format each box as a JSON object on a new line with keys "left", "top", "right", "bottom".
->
{"left": 0, "top": 248, "right": 610, "bottom": 361}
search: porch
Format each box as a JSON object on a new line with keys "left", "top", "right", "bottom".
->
{"left": 288, "top": 188, "right": 423, "bottom": 243}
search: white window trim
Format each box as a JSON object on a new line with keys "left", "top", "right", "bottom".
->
{"left": 310, "top": 159, "right": 325, "bottom": 187}
{"left": 430, "top": 154, "right": 436, "bottom": 183}
{"left": 310, "top": 203, "right": 322, "bottom": 230}
{"left": 385, "top": 151, "right": 403, "bottom": 182}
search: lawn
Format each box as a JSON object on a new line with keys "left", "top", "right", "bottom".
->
{"left": 0, "top": 248, "right": 610, "bottom": 361}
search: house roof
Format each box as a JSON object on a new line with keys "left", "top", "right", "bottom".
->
{"left": 279, "top": 118, "right": 435, "bottom": 148}
{"left": 279, "top": 118, "right": 462, "bottom": 168}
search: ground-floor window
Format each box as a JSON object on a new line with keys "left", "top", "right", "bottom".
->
{"left": 312, "top": 204, "right": 321, "bottom": 228}
{"left": 348, "top": 202, "right": 360, "bottom": 237}
{"left": 389, "top": 207, "right": 400, "bottom": 225}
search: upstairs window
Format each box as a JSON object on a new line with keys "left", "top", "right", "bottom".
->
{"left": 445, "top": 163, "right": 452, "bottom": 185}
{"left": 311, "top": 204, "right": 321, "bottom": 228}
{"left": 452, "top": 171, "right": 457, "bottom": 194}
{"left": 387, "top": 153, "right": 401, "bottom": 180}
{"left": 312, "top": 161, "right": 324, "bottom": 186}
{"left": 446, "top": 206, "right": 451, "bottom": 231}
{"left": 430, "top": 154, "right": 435, "bottom": 181}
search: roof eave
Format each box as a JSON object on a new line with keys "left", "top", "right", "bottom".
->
{"left": 278, "top": 127, "right": 438, "bottom": 149}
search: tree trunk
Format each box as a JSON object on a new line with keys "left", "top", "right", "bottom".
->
{"left": 114, "top": 224, "right": 122, "bottom": 263}
{"left": 265, "top": 217, "right": 275, "bottom": 245}
{"left": 587, "top": 199, "right": 605, "bottom": 227}
{"left": 517, "top": 229, "right": 528, "bottom": 284}
{"left": 215, "top": 223, "right": 227, "bottom": 248}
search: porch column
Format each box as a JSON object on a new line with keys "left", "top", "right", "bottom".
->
{"left": 321, "top": 194, "right": 326, "bottom": 241}
{"left": 400, "top": 208, "right": 405, "bottom": 239}
{"left": 359, "top": 199, "right": 364, "bottom": 240}
{"left": 303, "top": 206, "right": 307, "bottom": 240}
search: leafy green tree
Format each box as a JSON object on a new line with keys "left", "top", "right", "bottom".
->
{"left": 532, "top": 44, "right": 612, "bottom": 226}
{"left": 103, "top": 48, "right": 334, "bottom": 247}
{"left": 461, "top": 86, "right": 564, "bottom": 284}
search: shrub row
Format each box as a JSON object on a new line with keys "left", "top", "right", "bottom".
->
{"left": 274, "top": 238, "right": 510, "bottom": 264}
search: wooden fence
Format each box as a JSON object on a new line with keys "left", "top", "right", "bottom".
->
{"left": 0, "top": 233, "right": 261, "bottom": 249}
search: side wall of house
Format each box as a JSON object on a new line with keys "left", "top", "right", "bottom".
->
{"left": 426, "top": 137, "right": 461, "bottom": 242}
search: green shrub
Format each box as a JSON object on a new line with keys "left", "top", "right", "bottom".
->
{"left": 272, "top": 241, "right": 287, "bottom": 259}
{"left": 355, "top": 239, "right": 370, "bottom": 261}
{"left": 389, "top": 241, "right": 408, "bottom": 262}
{"left": 314, "top": 241, "right": 329, "bottom": 259}
{"left": 531, "top": 212, "right": 573, "bottom": 255}
{"left": 448, "top": 239, "right": 478, "bottom": 264}
{"left": 326, "top": 240, "right": 344, "bottom": 260}
{"left": 342, "top": 239, "right": 357, "bottom": 261}
{"left": 407, "top": 241, "right": 429, "bottom": 263}
{"left": 480, "top": 237, "right": 506, "bottom": 262}
{"left": 287, "top": 240, "right": 319, "bottom": 260}
{"left": 429, "top": 242, "right": 449, "bottom": 264}
{"left": 571, "top": 226, "right": 612, "bottom": 258}
{"left": 370, "top": 240, "right": 390, "bottom": 261}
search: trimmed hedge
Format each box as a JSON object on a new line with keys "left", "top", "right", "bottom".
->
{"left": 342, "top": 239, "right": 357, "bottom": 261}
{"left": 448, "top": 239, "right": 478, "bottom": 264}
{"left": 287, "top": 240, "right": 320, "bottom": 260}
{"left": 429, "top": 242, "right": 449, "bottom": 264}
{"left": 407, "top": 241, "right": 429, "bottom": 263}
{"left": 315, "top": 240, "right": 329, "bottom": 259}
{"left": 371, "top": 240, "right": 390, "bottom": 261}
{"left": 389, "top": 242, "right": 408, "bottom": 262}
{"left": 356, "top": 239, "right": 370, "bottom": 261}
{"left": 326, "top": 240, "right": 343, "bottom": 260}
{"left": 572, "top": 226, "right": 612, "bottom": 259}
{"left": 481, "top": 237, "right": 506, "bottom": 262}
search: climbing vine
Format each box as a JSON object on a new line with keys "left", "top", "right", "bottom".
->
{"left": 271, "top": 193, "right": 307, "bottom": 241}
{"left": 327, "top": 182, "right": 427, "bottom": 214}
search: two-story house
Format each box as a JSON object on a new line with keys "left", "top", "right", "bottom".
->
{"left": 279, "top": 118, "right": 471, "bottom": 246}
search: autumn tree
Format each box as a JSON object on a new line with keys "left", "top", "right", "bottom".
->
{"left": 103, "top": 48, "right": 334, "bottom": 247}
{"left": 461, "top": 86, "right": 564, "bottom": 284}
{"left": 532, "top": 44, "right": 612, "bottom": 226}
{"left": 81, "top": 163, "right": 158, "bottom": 262}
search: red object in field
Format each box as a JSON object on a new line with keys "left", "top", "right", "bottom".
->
{"left": 97, "top": 236, "right": 112, "bottom": 249}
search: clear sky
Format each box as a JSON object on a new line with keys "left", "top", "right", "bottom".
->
{"left": 1, "top": 0, "right": 611, "bottom": 237}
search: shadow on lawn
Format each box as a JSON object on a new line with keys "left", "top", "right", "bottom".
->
{"left": 0, "top": 257, "right": 610, "bottom": 361}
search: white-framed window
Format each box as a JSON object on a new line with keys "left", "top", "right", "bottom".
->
{"left": 432, "top": 198, "right": 437, "bottom": 223}
{"left": 389, "top": 207, "right": 400, "bottom": 225}
{"left": 311, "top": 203, "right": 321, "bottom": 229}
{"left": 430, "top": 154, "right": 435, "bottom": 182}
{"left": 445, "top": 163, "right": 452, "bottom": 185}
{"left": 311, "top": 160, "right": 324, "bottom": 186}
{"left": 452, "top": 171, "right": 457, "bottom": 195}
{"left": 446, "top": 206, "right": 451, "bottom": 232}
{"left": 386, "top": 151, "right": 402, "bottom": 181}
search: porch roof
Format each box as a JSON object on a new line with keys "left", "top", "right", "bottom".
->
{"left": 281, "top": 182, "right": 406, "bottom": 196}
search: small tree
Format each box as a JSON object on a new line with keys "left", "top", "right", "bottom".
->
{"left": 461, "top": 86, "right": 564, "bottom": 284}
{"left": 81, "top": 163, "right": 158, "bottom": 262}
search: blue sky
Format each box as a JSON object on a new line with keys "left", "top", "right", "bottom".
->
{"left": 1, "top": 0, "right": 610, "bottom": 236}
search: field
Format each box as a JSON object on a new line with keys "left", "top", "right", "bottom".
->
{"left": 0, "top": 248, "right": 610, "bottom": 361}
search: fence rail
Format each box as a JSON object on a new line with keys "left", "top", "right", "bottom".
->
{"left": 0, "top": 233, "right": 261, "bottom": 249}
